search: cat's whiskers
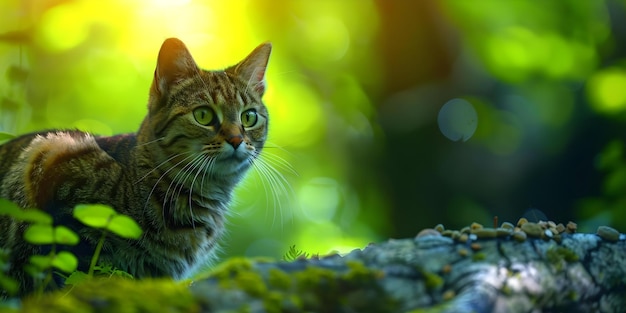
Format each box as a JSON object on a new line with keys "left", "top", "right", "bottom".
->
{"left": 142, "top": 152, "right": 197, "bottom": 218}
{"left": 163, "top": 153, "right": 205, "bottom": 226}
{"left": 174, "top": 153, "right": 210, "bottom": 228}
{"left": 188, "top": 154, "right": 213, "bottom": 228}
{"left": 135, "top": 150, "right": 194, "bottom": 184}
{"left": 200, "top": 155, "right": 216, "bottom": 198}
{"left": 135, "top": 136, "right": 165, "bottom": 147}
{"left": 257, "top": 147, "right": 298, "bottom": 176}
{"left": 249, "top": 150, "right": 296, "bottom": 229}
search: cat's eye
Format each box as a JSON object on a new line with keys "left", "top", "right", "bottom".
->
{"left": 193, "top": 107, "right": 215, "bottom": 126}
{"left": 241, "top": 109, "right": 258, "bottom": 128}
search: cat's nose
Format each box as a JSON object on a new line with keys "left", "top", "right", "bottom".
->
{"left": 226, "top": 135, "right": 243, "bottom": 149}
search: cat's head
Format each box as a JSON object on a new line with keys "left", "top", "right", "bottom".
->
{"left": 141, "top": 38, "right": 271, "bottom": 180}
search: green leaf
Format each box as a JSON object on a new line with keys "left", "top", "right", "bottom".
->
{"left": 17, "top": 209, "right": 53, "bottom": 224}
{"left": 0, "top": 276, "right": 18, "bottom": 295}
{"left": 283, "top": 245, "right": 309, "bottom": 261}
{"left": 51, "top": 251, "right": 78, "bottom": 273}
{"left": 93, "top": 264, "right": 134, "bottom": 279}
{"left": 0, "top": 132, "right": 15, "bottom": 141}
{"left": 64, "top": 271, "right": 88, "bottom": 286}
{"left": 73, "top": 204, "right": 116, "bottom": 228}
{"left": 29, "top": 255, "right": 53, "bottom": 269}
{"left": 24, "top": 224, "right": 55, "bottom": 245}
{"left": 0, "top": 199, "right": 53, "bottom": 224}
{"left": 24, "top": 264, "right": 45, "bottom": 279}
{"left": 107, "top": 214, "right": 143, "bottom": 239}
{"left": 0, "top": 198, "right": 21, "bottom": 216}
{"left": 54, "top": 226, "right": 80, "bottom": 245}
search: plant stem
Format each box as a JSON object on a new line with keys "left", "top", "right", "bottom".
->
{"left": 88, "top": 231, "right": 107, "bottom": 277}
{"left": 37, "top": 245, "right": 57, "bottom": 297}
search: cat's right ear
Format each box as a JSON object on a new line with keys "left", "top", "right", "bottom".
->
{"left": 150, "top": 38, "right": 199, "bottom": 98}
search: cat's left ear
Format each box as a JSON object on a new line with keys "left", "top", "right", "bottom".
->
{"left": 151, "top": 38, "right": 199, "bottom": 97}
{"left": 228, "top": 42, "right": 272, "bottom": 95}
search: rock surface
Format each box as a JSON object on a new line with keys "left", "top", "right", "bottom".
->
{"left": 7, "top": 228, "right": 626, "bottom": 313}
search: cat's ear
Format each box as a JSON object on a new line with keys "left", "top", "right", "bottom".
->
{"left": 228, "top": 42, "right": 272, "bottom": 95}
{"left": 151, "top": 38, "right": 199, "bottom": 97}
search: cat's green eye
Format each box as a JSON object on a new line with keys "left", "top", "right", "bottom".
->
{"left": 193, "top": 107, "right": 215, "bottom": 126}
{"left": 241, "top": 109, "right": 258, "bottom": 128}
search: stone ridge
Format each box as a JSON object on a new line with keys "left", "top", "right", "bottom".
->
{"left": 12, "top": 222, "right": 626, "bottom": 313}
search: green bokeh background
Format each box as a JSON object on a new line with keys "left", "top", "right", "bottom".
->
{"left": 1, "top": 0, "right": 626, "bottom": 261}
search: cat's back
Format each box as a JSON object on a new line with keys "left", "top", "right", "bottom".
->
{"left": 0, "top": 130, "right": 127, "bottom": 209}
{"left": 0, "top": 131, "right": 49, "bottom": 178}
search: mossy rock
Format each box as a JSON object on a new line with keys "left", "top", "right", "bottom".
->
{"left": 18, "top": 278, "right": 196, "bottom": 313}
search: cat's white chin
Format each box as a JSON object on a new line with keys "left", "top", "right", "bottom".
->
{"left": 214, "top": 155, "right": 252, "bottom": 176}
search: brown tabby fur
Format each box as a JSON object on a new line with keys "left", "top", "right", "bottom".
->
{"left": 0, "top": 38, "right": 272, "bottom": 296}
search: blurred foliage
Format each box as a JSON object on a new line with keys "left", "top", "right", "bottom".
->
{"left": 1, "top": 0, "right": 626, "bottom": 266}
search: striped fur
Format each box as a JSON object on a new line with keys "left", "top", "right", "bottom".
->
{"left": 0, "top": 38, "right": 271, "bottom": 296}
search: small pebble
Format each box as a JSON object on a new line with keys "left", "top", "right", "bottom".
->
{"left": 538, "top": 221, "right": 548, "bottom": 229}
{"left": 434, "top": 224, "right": 445, "bottom": 233}
{"left": 517, "top": 217, "right": 528, "bottom": 227}
{"left": 470, "top": 222, "right": 483, "bottom": 230}
{"left": 597, "top": 225, "right": 620, "bottom": 242}
{"left": 458, "top": 233, "right": 469, "bottom": 243}
{"left": 500, "top": 222, "right": 515, "bottom": 230}
{"left": 442, "top": 290, "right": 455, "bottom": 301}
{"left": 472, "top": 228, "right": 497, "bottom": 238}
{"left": 521, "top": 222, "right": 543, "bottom": 237}
{"left": 512, "top": 230, "right": 527, "bottom": 242}
{"left": 468, "top": 233, "right": 478, "bottom": 241}
{"left": 451, "top": 231, "right": 461, "bottom": 240}
{"left": 458, "top": 248, "right": 469, "bottom": 257}
{"left": 517, "top": 217, "right": 529, "bottom": 227}
{"left": 566, "top": 221, "right": 577, "bottom": 233}
{"left": 441, "top": 230, "right": 454, "bottom": 237}
{"left": 555, "top": 223, "right": 566, "bottom": 234}
{"left": 417, "top": 228, "right": 442, "bottom": 238}
{"left": 548, "top": 226, "right": 559, "bottom": 236}
{"left": 470, "top": 242, "right": 482, "bottom": 251}
{"left": 496, "top": 227, "right": 513, "bottom": 237}
{"left": 460, "top": 226, "right": 471, "bottom": 234}
{"left": 441, "top": 264, "right": 452, "bottom": 274}
{"left": 543, "top": 229, "right": 553, "bottom": 239}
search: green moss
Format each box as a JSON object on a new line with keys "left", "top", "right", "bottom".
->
{"left": 501, "top": 284, "right": 512, "bottom": 295}
{"left": 267, "top": 268, "right": 292, "bottom": 290}
{"left": 211, "top": 257, "right": 254, "bottom": 279}
{"left": 558, "top": 247, "right": 579, "bottom": 262}
{"left": 16, "top": 256, "right": 396, "bottom": 313}
{"left": 546, "top": 246, "right": 579, "bottom": 271}
{"left": 405, "top": 301, "right": 455, "bottom": 313}
{"left": 263, "top": 291, "right": 303, "bottom": 313}
{"left": 344, "top": 260, "right": 383, "bottom": 283}
{"left": 567, "top": 290, "right": 579, "bottom": 301}
{"left": 21, "top": 277, "right": 197, "bottom": 313}
{"left": 422, "top": 271, "right": 444, "bottom": 290}
{"left": 472, "top": 252, "right": 486, "bottom": 261}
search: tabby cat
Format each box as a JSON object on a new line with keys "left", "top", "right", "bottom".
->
{"left": 0, "top": 37, "right": 272, "bottom": 296}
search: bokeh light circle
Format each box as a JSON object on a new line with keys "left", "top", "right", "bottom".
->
{"left": 438, "top": 98, "right": 478, "bottom": 142}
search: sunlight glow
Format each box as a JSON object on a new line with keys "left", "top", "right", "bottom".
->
{"left": 36, "top": 2, "right": 90, "bottom": 51}
{"left": 587, "top": 68, "right": 626, "bottom": 114}
{"left": 484, "top": 27, "right": 597, "bottom": 82}
{"left": 299, "top": 177, "right": 341, "bottom": 222}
